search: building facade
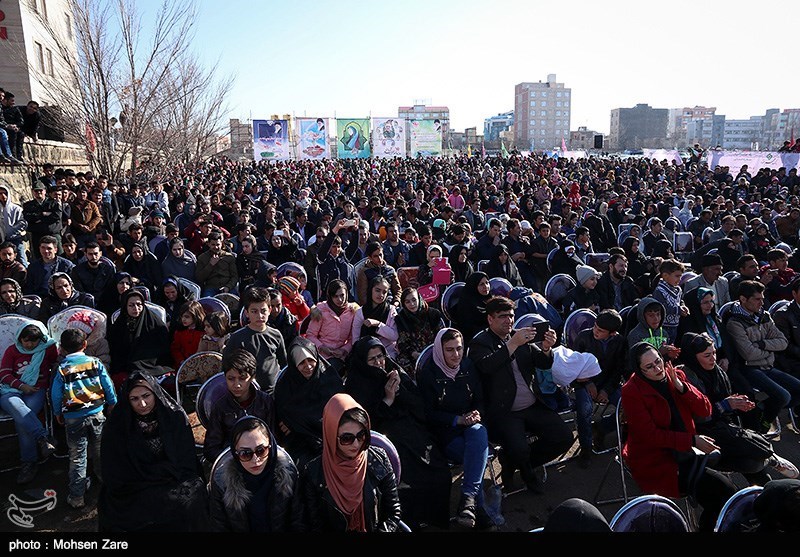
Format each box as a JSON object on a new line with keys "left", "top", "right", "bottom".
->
{"left": 609, "top": 104, "right": 669, "bottom": 151}
{"left": 484, "top": 110, "right": 514, "bottom": 143}
{"left": 569, "top": 126, "right": 603, "bottom": 150}
{"left": 514, "top": 74, "right": 571, "bottom": 152}
{"left": 397, "top": 104, "right": 449, "bottom": 152}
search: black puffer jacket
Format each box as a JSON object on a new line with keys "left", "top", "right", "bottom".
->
{"left": 302, "top": 446, "right": 401, "bottom": 532}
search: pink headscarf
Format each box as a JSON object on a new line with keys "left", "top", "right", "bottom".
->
{"left": 432, "top": 328, "right": 461, "bottom": 380}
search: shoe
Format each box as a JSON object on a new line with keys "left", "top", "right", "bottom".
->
{"left": 37, "top": 436, "right": 57, "bottom": 460}
{"left": 0, "top": 155, "right": 11, "bottom": 164}
{"left": 475, "top": 505, "right": 498, "bottom": 531}
{"left": 520, "top": 463, "right": 544, "bottom": 495}
{"left": 66, "top": 495, "right": 85, "bottom": 509}
{"left": 771, "top": 454, "right": 799, "bottom": 479}
{"left": 578, "top": 448, "right": 593, "bottom": 469}
{"left": 500, "top": 465, "right": 516, "bottom": 492}
{"left": 455, "top": 494, "right": 477, "bottom": 529}
{"left": 7, "top": 156, "right": 23, "bottom": 165}
{"left": 16, "top": 462, "right": 38, "bottom": 484}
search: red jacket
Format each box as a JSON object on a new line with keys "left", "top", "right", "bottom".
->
{"left": 621, "top": 369, "right": 711, "bottom": 498}
{"left": 0, "top": 344, "right": 59, "bottom": 391}
{"left": 171, "top": 328, "right": 204, "bottom": 368}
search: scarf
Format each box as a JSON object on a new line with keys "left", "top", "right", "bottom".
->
{"left": 230, "top": 417, "right": 279, "bottom": 533}
{"left": 432, "top": 328, "right": 460, "bottom": 380}
{"left": 0, "top": 321, "right": 56, "bottom": 394}
{"left": 0, "top": 278, "right": 23, "bottom": 313}
{"left": 321, "top": 393, "right": 368, "bottom": 532}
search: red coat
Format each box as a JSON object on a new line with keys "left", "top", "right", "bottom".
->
{"left": 621, "top": 369, "right": 712, "bottom": 498}
{"left": 171, "top": 328, "right": 204, "bottom": 368}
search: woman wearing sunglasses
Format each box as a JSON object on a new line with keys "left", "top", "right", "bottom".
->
{"left": 302, "top": 393, "right": 401, "bottom": 532}
{"left": 209, "top": 416, "right": 303, "bottom": 532}
{"left": 98, "top": 373, "right": 208, "bottom": 532}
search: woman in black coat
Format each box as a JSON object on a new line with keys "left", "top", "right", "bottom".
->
{"left": 123, "top": 240, "right": 163, "bottom": 296}
{"left": 448, "top": 244, "right": 474, "bottom": 284}
{"left": 483, "top": 243, "right": 522, "bottom": 287}
{"left": 452, "top": 271, "right": 491, "bottom": 343}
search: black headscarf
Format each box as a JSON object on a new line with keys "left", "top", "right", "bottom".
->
{"left": 157, "top": 276, "right": 193, "bottom": 327}
{"left": 123, "top": 240, "right": 163, "bottom": 292}
{"left": 622, "top": 235, "right": 649, "bottom": 280}
{"left": 447, "top": 245, "right": 474, "bottom": 284}
{"left": 99, "top": 272, "right": 133, "bottom": 316}
{"left": 651, "top": 238, "right": 674, "bottom": 259}
{"left": 678, "top": 332, "right": 731, "bottom": 406}
{"left": 108, "top": 289, "right": 169, "bottom": 375}
{"left": 395, "top": 288, "right": 443, "bottom": 335}
{"left": 484, "top": 243, "right": 521, "bottom": 286}
{"left": 360, "top": 276, "right": 390, "bottom": 338}
{"left": 0, "top": 277, "right": 24, "bottom": 313}
{"left": 453, "top": 271, "right": 491, "bottom": 341}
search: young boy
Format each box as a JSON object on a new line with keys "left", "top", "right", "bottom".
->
{"left": 223, "top": 287, "right": 287, "bottom": 394}
{"left": 51, "top": 329, "right": 116, "bottom": 509}
{"left": 652, "top": 258, "right": 689, "bottom": 345}
{"left": 562, "top": 264, "right": 601, "bottom": 313}
{"left": 202, "top": 348, "right": 275, "bottom": 463}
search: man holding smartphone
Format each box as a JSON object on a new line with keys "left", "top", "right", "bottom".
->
{"left": 468, "top": 296, "right": 573, "bottom": 494}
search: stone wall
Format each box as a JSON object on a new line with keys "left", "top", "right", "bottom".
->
{"left": 0, "top": 139, "right": 90, "bottom": 203}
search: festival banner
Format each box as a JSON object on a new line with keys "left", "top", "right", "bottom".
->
{"left": 297, "top": 118, "right": 329, "bottom": 160}
{"left": 372, "top": 118, "right": 406, "bottom": 158}
{"left": 252, "top": 119, "right": 290, "bottom": 161}
{"left": 409, "top": 119, "right": 442, "bottom": 157}
{"left": 642, "top": 149, "right": 683, "bottom": 165}
{"left": 704, "top": 150, "right": 800, "bottom": 175}
{"left": 336, "top": 118, "right": 371, "bottom": 159}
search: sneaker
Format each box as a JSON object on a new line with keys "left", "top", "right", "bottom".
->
{"left": 578, "top": 448, "right": 593, "bottom": 469}
{"left": 475, "top": 505, "right": 498, "bottom": 531}
{"left": 16, "top": 462, "right": 38, "bottom": 484}
{"left": 455, "top": 494, "right": 477, "bottom": 529}
{"left": 37, "top": 436, "right": 57, "bottom": 460}
{"left": 520, "top": 463, "right": 544, "bottom": 495}
{"left": 66, "top": 495, "right": 85, "bottom": 509}
{"left": 772, "top": 455, "right": 799, "bottom": 479}
{"left": 7, "top": 156, "right": 23, "bottom": 165}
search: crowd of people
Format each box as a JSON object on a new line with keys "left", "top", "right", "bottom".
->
{"left": 2, "top": 150, "right": 800, "bottom": 532}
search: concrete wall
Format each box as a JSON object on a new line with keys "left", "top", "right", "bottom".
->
{"left": 0, "top": 138, "right": 89, "bottom": 203}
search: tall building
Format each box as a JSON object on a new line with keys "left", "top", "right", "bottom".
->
{"left": 398, "top": 103, "right": 450, "bottom": 151}
{"left": 686, "top": 114, "right": 725, "bottom": 148}
{"left": 569, "top": 126, "right": 604, "bottom": 150}
{"left": 609, "top": 104, "right": 668, "bottom": 151}
{"left": 0, "top": 0, "right": 77, "bottom": 107}
{"left": 764, "top": 108, "right": 800, "bottom": 149}
{"left": 514, "top": 74, "right": 571, "bottom": 151}
{"left": 484, "top": 110, "right": 514, "bottom": 143}
{"left": 668, "top": 106, "right": 716, "bottom": 143}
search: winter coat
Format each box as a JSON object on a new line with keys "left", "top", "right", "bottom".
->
{"left": 725, "top": 304, "right": 788, "bottom": 369}
{"left": 305, "top": 302, "right": 357, "bottom": 357}
{"left": 773, "top": 300, "right": 800, "bottom": 371}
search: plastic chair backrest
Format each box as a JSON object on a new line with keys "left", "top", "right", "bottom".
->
{"left": 0, "top": 315, "right": 41, "bottom": 356}
{"left": 723, "top": 271, "right": 739, "bottom": 282}
{"left": 585, "top": 252, "right": 610, "bottom": 274}
{"left": 47, "top": 306, "right": 106, "bottom": 343}
{"left": 514, "top": 313, "right": 545, "bottom": 330}
{"left": 610, "top": 495, "right": 690, "bottom": 532}
{"left": 175, "top": 351, "right": 223, "bottom": 405}
{"left": 196, "top": 371, "right": 261, "bottom": 429}
{"left": 441, "top": 282, "right": 465, "bottom": 322}
{"left": 714, "top": 486, "right": 763, "bottom": 533}
{"left": 544, "top": 273, "right": 576, "bottom": 309}
{"left": 673, "top": 232, "right": 694, "bottom": 254}
{"left": 277, "top": 261, "right": 307, "bottom": 281}
{"left": 718, "top": 301, "right": 734, "bottom": 319}
{"left": 476, "top": 260, "right": 489, "bottom": 272}
{"left": 198, "top": 297, "right": 231, "bottom": 320}
{"left": 132, "top": 285, "right": 151, "bottom": 302}
{"left": 414, "top": 344, "right": 434, "bottom": 379}
{"left": 563, "top": 309, "right": 597, "bottom": 349}
{"left": 214, "top": 293, "right": 240, "bottom": 322}
{"left": 176, "top": 277, "right": 201, "bottom": 300}
{"left": 489, "top": 277, "right": 512, "bottom": 297}
{"left": 546, "top": 248, "right": 558, "bottom": 273}
{"left": 769, "top": 299, "right": 790, "bottom": 314}
{"left": 680, "top": 271, "right": 697, "bottom": 287}
{"left": 369, "top": 430, "right": 401, "bottom": 486}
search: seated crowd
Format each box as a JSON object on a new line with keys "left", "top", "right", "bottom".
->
{"left": 2, "top": 152, "right": 800, "bottom": 532}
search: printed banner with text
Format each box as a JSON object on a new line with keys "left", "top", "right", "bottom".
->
{"left": 252, "top": 119, "right": 290, "bottom": 161}
{"left": 704, "top": 151, "right": 800, "bottom": 176}
{"left": 409, "top": 119, "right": 442, "bottom": 157}
{"left": 296, "top": 118, "right": 329, "bottom": 160}
{"left": 336, "top": 118, "right": 371, "bottom": 159}
{"left": 372, "top": 117, "right": 406, "bottom": 158}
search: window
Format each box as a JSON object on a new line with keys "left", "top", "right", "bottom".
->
{"left": 565, "top": 91, "right": 570, "bottom": 97}
{"left": 556, "top": 120, "right": 561, "bottom": 126}
{"left": 564, "top": 102, "right": 569, "bottom": 108}
{"left": 540, "top": 120, "right": 546, "bottom": 126}
{"left": 556, "top": 111, "right": 561, "bottom": 116}
{"left": 29, "top": 0, "right": 38, "bottom": 13}
{"left": 34, "top": 41, "right": 45, "bottom": 73}
{"left": 41, "top": 0, "right": 48, "bottom": 21}
{"left": 529, "top": 120, "right": 535, "bottom": 126}
{"left": 541, "top": 92, "right": 548, "bottom": 97}
{"left": 540, "top": 130, "right": 546, "bottom": 135}
{"left": 541, "top": 101, "right": 547, "bottom": 107}
{"left": 556, "top": 101, "right": 562, "bottom": 107}
{"left": 540, "top": 110, "right": 547, "bottom": 116}
{"left": 530, "top": 101, "right": 536, "bottom": 107}
{"left": 557, "top": 92, "right": 562, "bottom": 97}
{"left": 65, "top": 14, "right": 73, "bottom": 39}
{"left": 46, "top": 48, "right": 53, "bottom": 76}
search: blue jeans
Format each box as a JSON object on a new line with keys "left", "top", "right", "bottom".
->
{"left": 9, "top": 238, "right": 28, "bottom": 267}
{"left": 202, "top": 287, "right": 222, "bottom": 297}
{"left": 575, "top": 385, "right": 621, "bottom": 449}
{"left": 444, "top": 423, "right": 489, "bottom": 505}
{"left": 65, "top": 412, "right": 105, "bottom": 498}
{"left": 742, "top": 366, "right": 800, "bottom": 423}
{"left": 0, "top": 389, "right": 47, "bottom": 464}
{"left": 0, "top": 128, "right": 11, "bottom": 157}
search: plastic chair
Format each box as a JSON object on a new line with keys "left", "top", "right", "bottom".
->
{"left": 214, "top": 292, "right": 240, "bottom": 324}
{"left": 544, "top": 273, "right": 576, "bottom": 311}
{"left": 723, "top": 271, "right": 739, "bottom": 282}
{"left": 585, "top": 252, "right": 610, "bottom": 274}
{"left": 111, "top": 302, "right": 167, "bottom": 324}
{"left": 441, "top": 281, "right": 465, "bottom": 323}
{"left": 563, "top": 309, "right": 597, "bottom": 349}
{"left": 476, "top": 260, "right": 489, "bottom": 272}
{"left": 414, "top": 344, "right": 434, "bottom": 381}
{"left": 177, "top": 277, "right": 201, "bottom": 300}
{"left": 513, "top": 313, "right": 545, "bottom": 330}
{"left": 610, "top": 494, "right": 690, "bottom": 532}
{"left": 545, "top": 248, "right": 558, "bottom": 273}
{"left": 769, "top": 299, "right": 790, "bottom": 314}
{"left": 196, "top": 372, "right": 261, "bottom": 430}
{"left": 594, "top": 403, "right": 630, "bottom": 506}
{"left": 276, "top": 261, "right": 307, "bottom": 282}
{"left": 175, "top": 351, "right": 224, "bottom": 403}
{"left": 208, "top": 447, "right": 231, "bottom": 491}
{"left": 673, "top": 232, "right": 694, "bottom": 254}
{"left": 714, "top": 486, "right": 763, "bottom": 533}
{"left": 488, "top": 277, "right": 512, "bottom": 297}
{"left": 133, "top": 285, "right": 151, "bottom": 302}
{"left": 198, "top": 297, "right": 231, "bottom": 321}
{"left": 369, "top": 430, "right": 412, "bottom": 532}
{"left": 718, "top": 301, "right": 735, "bottom": 319}
{"left": 679, "top": 271, "right": 697, "bottom": 287}
{"left": 47, "top": 306, "right": 106, "bottom": 343}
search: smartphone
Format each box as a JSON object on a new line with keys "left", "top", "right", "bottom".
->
{"left": 530, "top": 321, "right": 550, "bottom": 343}
{"left": 274, "top": 230, "right": 284, "bottom": 237}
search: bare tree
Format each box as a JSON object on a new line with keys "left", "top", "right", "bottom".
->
{"left": 30, "top": 0, "right": 231, "bottom": 180}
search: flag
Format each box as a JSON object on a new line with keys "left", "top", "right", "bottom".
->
{"left": 481, "top": 143, "right": 486, "bottom": 159}
{"left": 467, "top": 145, "right": 472, "bottom": 158}
{"left": 561, "top": 136, "right": 567, "bottom": 152}
{"left": 85, "top": 123, "right": 96, "bottom": 153}
{"left": 501, "top": 141, "right": 509, "bottom": 158}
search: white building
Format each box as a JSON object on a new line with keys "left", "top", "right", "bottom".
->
{"left": 514, "top": 74, "right": 571, "bottom": 151}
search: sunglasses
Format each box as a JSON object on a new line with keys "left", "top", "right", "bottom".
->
{"left": 234, "top": 444, "right": 269, "bottom": 462}
{"left": 338, "top": 429, "right": 368, "bottom": 446}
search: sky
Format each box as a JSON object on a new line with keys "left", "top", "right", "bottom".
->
{"left": 181, "top": 0, "right": 800, "bottom": 135}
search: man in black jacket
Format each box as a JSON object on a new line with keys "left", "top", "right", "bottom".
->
{"left": 468, "top": 296, "right": 572, "bottom": 493}
{"left": 773, "top": 277, "right": 800, "bottom": 377}
{"left": 22, "top": 182, "right": 62, "bottom": 256}
{"left": 596, "top": 253, "right": 638, "bottom": 311}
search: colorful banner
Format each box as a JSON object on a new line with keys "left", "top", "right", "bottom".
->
{"left": 252, "top": 119, "right": 290, "bottom": 161}
{"left": 297, "top": 118, "right": 329, "bottom": 160}
{"left": 704, "top": 150, "right": 800, "bottom": 175}
{"left": 336, "top": 118, "right": 371, "bottom": 159}
{"left": 409, "top": 119, "right": 442, "bottom": 157}
{"left": 372, "top": 118, "right": 406, "bottom": 158}
{"left": 642, "top": 149, "right": 683, "bottom": 165}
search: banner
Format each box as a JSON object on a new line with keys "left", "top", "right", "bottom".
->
{"left": 336, "top": 118, "right": 371, "bottom": 159}
{"left": 704, "top": 150, "right": 800, "bottom": 175}
{"left": 409, "top": 119, "right": 442, "bottom": 157}
{"left": 372, "top": 118, "right": 406, "bottom": 158}
{"left": 297, "top": 118, "right": 329, "bottom": 160}
{"left": 642, "top": 149, "right": 683, "bottom": 165}
{"left": 253, "top": 119, "right": 290, "bottom": 161}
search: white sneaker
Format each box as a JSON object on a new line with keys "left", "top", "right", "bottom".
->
{"left": 772, "top": 454, "right": 799, "bottom": 479}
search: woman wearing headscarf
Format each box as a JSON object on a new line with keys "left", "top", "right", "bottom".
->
{"left": 156, "top": 276, "right": 194, "bottom": 331}
{"left": 0, "top": 278, "right": 39, "bottom": 318}
{"left": 123, "top": 240, "right": 163, "bottom": 296}
{"left": 305, "top": 279, "right": 358, "bottom": 366}
{"left": 452, "top": 271, "right": 491, "bottom": 343}
{"left": 316, "top": 220, "right": 356, "bottom": 302}
{"left": 98, "top": 272, "right": 133, "bottom": 317}
{"left": 38, "top": 272, "right": 95, "bottom": 322}
{"left": 160, "top": 238, "right": 196, "bottom": 281}
{"left": 209, "top": 416, "right": 304, "bottom": 532}
{"left": 273, "top": 337, "right": 343, "bottom": 469}
{"left": 447, "top": 244, "right": 474, "bottom": 284}
{"left": 107, "top": 289, "right": 170, "bottom": 389}
{"left": 622, "top": 341, "right": 737, "bottom": 531}
{"left": 678, "top": 287, "right": 728, "bottom": 367}
{"left": 0, "top": 322, "right": 58, "bottom": 484}
{"left": 549, "top": 239, "right": 583, "bottom": 281}
{"left": 678, "top": 333, "right": 798, "bottom": 485}
{"left": 394, "top": 287, "right": 444, "bottom": 372}
{"left": 350, "top": 276, "right": 398, "bottom": 358}
{"left": 622, "top": 235, "right": 651, "bottom": 282}
{"left": 417, "top": 328, "right": 492, "bottom": 530}
{"left": 345, "top": 336, "right": 452, "bottom": 529}
{"left": 484, "top": 243, "right": 522, "bottom": 287}
{"left": 303, "top": 393, "right": 402, "bottom": 532}
{"left": 236, "top": 234, "right": 266, "bottom": 293}
{"left": 98, "top": 373, "right": 208, "bottom": 532}
{"left": 651, "top": 238, "right": 675, "bottom": 260}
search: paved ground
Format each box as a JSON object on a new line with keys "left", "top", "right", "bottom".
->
{"left": 1, "top": 410, "right": 799, "bottom": 533}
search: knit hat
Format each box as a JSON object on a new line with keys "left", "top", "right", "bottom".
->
{"left": 700, "top": 253, "right": 723, "bottom": 268}
{"left": 576, "top": 265, "right": 601, "bottom": 286}
{"left": 432, "top": 218, "right": 446, "bottom": 230}
{"left": 277, "top": 276, "right": 301, "bottom": 298}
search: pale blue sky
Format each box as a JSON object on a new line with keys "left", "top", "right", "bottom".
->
{"left": 183, "top": 0, "right": 799, "bottom": 134}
